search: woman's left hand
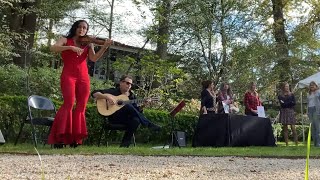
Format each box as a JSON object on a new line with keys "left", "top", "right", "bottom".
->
{"left": 103, "top": 39, "right": 113, "bottom": 49}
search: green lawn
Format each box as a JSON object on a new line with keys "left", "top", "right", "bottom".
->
{"left": 1, "top": 142, "right": 320, "bottom": 158}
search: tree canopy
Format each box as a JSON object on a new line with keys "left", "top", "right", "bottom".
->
{"left": 0, "top": 0, "right": 319, "bottom": 101}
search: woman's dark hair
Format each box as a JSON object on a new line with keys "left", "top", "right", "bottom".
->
{"left": 201, "top": 80, "right": 213, "bottom": 90}
{"left": 280, "top": 82, "right": 290, "bottom": 91}
{"left": 66, "top": 20, "right": 89, "bottom": 38}
{"left": 279, "top": 82, "right": 291, "bottom": 96}
{"left": 219, "top": 82, "right": 233, "bottom": 96}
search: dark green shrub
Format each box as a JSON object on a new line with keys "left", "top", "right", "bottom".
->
{"left": 0, "top": 65, "right": 27, "bottom": 96}
{"left": 0, "top": 65, "right": 112, "bottom": 100}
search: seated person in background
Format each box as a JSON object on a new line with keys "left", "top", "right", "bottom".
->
{"left": 200, "top": 80, "right": 217, "bottom": 114}
{"left": 91, "top": 75, "right": 161, "bottom": 148}
{"left": 217, "top": 82, "right": 233, "bottom": 113}
{"left": 244, "top": 82, "right": 262, "bottom": 116}
{"left": 229, "top": 101, "right": 240, "bottom": 114}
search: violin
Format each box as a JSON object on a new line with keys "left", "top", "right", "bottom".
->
{"left": 77, "top": 35, "right": 108, "bottom": 46}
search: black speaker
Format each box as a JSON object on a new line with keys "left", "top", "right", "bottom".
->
{"left": 174, "top": 131, "right": 186, "bottom": 147}
{"left": 0, "top": 130, "right": 5, "bottom": 144}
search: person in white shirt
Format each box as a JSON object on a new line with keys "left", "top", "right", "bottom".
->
{"left": 307, "top": 81, "right": 320, "bottom": 147}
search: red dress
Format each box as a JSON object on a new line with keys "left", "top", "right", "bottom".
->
{"left": 48, "top": 38, "right": 90, "bottom": 145}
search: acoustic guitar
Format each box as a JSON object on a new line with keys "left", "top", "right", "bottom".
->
{"left": 96, "top": 94, "right": 159, "bottom": 116}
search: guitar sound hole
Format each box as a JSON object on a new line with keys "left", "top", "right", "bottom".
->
{"left": 117, "top": 100, "right": 123, "bottom": 106}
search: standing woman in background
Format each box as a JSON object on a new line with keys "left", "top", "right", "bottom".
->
{"left": 217, "top": 82, "right": 233, "bottom": 114}
{"left": 244, "top": 82, "right": 261, "bottom": 116}
{"left": 278, "top": 82, "right": 298, "bottom": 146}
{"left": 200, "top": 80, "right": 217, "bottom": 115}
{"left": 307, "top": 81, "right": 320, "bottom": 147}
{"left": 48, "top": 20, "right": 113, "bottom": 148}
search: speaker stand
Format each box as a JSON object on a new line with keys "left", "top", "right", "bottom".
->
{"left": 161, "top": 100, "right": 186, "bottom": 149}
{"left": 163, "top": 116, "right": 180, "bottom": 148}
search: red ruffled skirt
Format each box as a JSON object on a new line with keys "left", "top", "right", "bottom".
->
{"left": 48, "top": 107, "right": 88, "bottom": 145}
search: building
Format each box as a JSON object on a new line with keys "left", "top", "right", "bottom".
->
{"left": 88, "top": 39, "right": 150, "bottom": 83}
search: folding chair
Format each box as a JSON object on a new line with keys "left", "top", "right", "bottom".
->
{"left": 14, "top": 95, "right": 56, "bottom": 147}
{"left": 97, "top": 116, "right": 136, "bottom": 147}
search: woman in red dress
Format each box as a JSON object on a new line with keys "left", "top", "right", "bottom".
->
{"left": 48, "top": 20, "right": 113, "bottom": 148}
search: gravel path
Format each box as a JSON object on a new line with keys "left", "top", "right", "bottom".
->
{"left": 0, "top": 154, "right": 319, "bottom": 180}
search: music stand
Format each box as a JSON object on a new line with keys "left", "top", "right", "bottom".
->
{"left": 163, "top": 100, "right": 186, "bottom": 148}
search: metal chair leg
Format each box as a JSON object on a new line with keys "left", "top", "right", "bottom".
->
{"left": 132, "top": 133, "right": 136, "bottom": 147}
{"left": 98, "top": 126, "right": 105, "bottom": 147}
{"left": 43, "top": 126, "right": 52, "bottom": 146}
{"left": 14, "top": 121, "right": 25, "bottom": 145}
{"left": 105, "top": 130, "right": 112, "bottom": 147}
{"left": 98, "top": 120, "right": 108, "bottom": 147}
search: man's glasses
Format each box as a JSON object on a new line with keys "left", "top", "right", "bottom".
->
{"left": 122, "top": 81, "right": 133, "bottom": 86}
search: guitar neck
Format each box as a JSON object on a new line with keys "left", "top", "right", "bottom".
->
{"left": 123, "top": 98, "right": 145, "bottom": 105}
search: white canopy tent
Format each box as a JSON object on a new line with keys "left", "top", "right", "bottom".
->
{"left": 294, "top": 72, "right": 320, "bottom": 142}
{"left": 295, "top": 72, "right": 320, "bottom": 89}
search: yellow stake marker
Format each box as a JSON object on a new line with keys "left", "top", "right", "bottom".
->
{"left": 305, "top": 123, "right": 311, "bottom": 180}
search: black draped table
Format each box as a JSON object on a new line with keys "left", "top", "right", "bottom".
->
{"left": 192, "top": 113, "right": 276, "bottom": 147}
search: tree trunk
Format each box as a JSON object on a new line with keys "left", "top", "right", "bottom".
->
{"left": 208, "top": 21, "right": 213, "bottom": 78}
{"left": 217, "top": 0, "right": 228, "bottom": 84}
{"left": 47, "top": 19, "right": 55, "bottom": 68}
{"left": 9, "top": 1, "right": 39, "bottom": 68}
{"left": 106, "top": 0, "right": 115, "bottom": 80}
{"left": 47, "top": 19, "right": 53, "bottom": 47}
{"left": 155, "top": 0, "right": 170, "bottom": 59}
{"left": 271, "top": 0, "right": 290, "bottom": 82}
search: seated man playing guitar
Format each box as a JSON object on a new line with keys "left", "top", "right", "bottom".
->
{"left": 91, "top": 75, "right": 161, "bottom": 147}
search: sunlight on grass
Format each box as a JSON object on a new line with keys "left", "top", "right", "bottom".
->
{"left": 1, "top": 142, "right": 319, "bottom": 158}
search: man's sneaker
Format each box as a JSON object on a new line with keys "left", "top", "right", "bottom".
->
{"left": 148, "top": 123, "right": 161, "bottom": 132}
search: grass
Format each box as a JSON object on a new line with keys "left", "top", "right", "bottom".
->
{"left": 1, "top": 142, "right": 320, "bottom": 158}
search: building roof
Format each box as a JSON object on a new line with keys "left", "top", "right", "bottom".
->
{"left": 96, "top": 36, "right": 150, "bottom": 54}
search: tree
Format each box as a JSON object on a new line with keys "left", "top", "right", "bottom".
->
{"left": 1, "top": 0, "right": 84, "bottom": 67}
{"left": 5, "top": 0, "right": 39, "bottom": 67}
{"left": 170, "top": 0, "right": 262, "bottom": 83}
{"left": 271, "top": 0, "right": 291, "bottom": 82}
{"left": 133, "top": 0, "right": 174, "bottom": 60}
{"left": 155, "top": 0, "right": 171, "bottom": 59}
